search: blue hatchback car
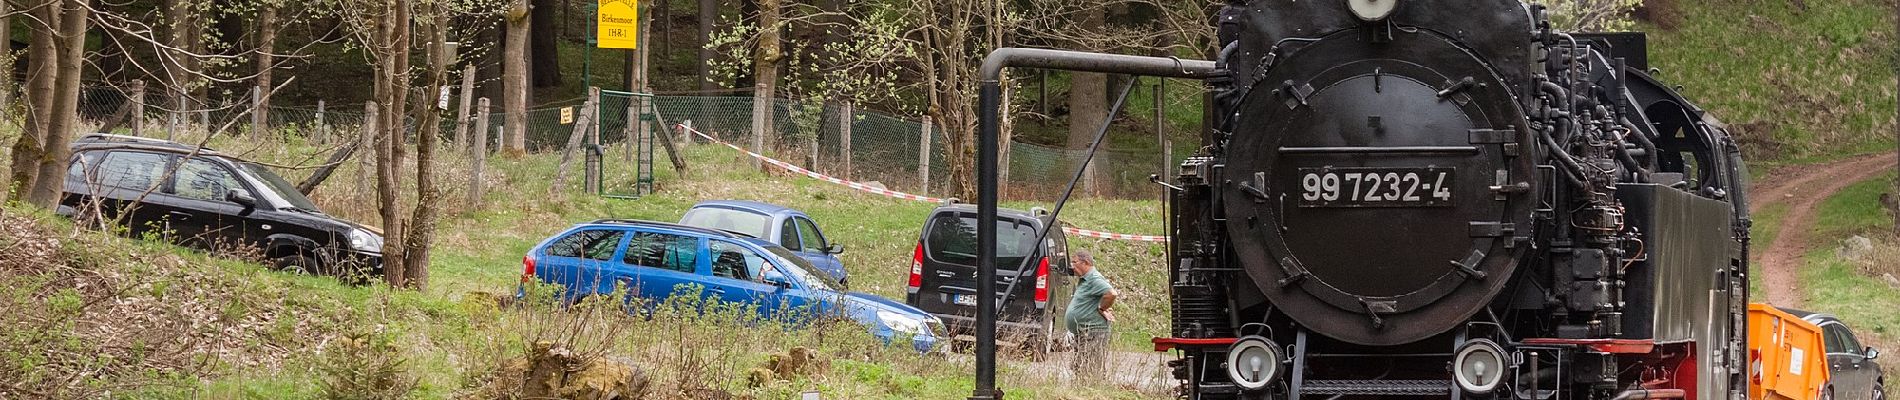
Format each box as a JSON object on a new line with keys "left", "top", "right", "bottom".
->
{"left": 678, "top": 200, "right": 848, "bottom": 285}
{"left": 522, "top": 219, "right": 942, "bottom": 352}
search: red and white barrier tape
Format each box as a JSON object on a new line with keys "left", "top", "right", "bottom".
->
{"left": 677, "top": 124, "right": 1169, "bottom": 243}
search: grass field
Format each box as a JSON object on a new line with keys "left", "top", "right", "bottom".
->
{"left": 1788, "top": 172, "right": 1900, "bottom": 380}
{"left": 1645, "top": 0, "right": 1897, "bottom": 162}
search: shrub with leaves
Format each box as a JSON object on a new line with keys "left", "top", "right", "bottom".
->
{"left": 316, "top": 327, "right": 418, "bottom": 400}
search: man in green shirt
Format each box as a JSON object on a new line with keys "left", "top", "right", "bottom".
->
{"left": 1065, "top": 250, "right": 1117, "bottom": 380}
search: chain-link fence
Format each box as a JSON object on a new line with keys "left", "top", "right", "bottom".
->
{"left": 67, "top": 83, "right": 1180, "bottom": 199}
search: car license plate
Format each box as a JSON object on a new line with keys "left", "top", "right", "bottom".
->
{"left": 952, "top": 294, "right": 977, "bottom": 306}
{"left": 1296, "top": 167, "right": 1455, "bottom": 208}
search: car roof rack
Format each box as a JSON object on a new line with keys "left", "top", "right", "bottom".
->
{"left": 78, "top": 133, "right": 184, "bottom": 146}
{"left": 587, "top": 219, "right": 752, "bottom": 238}
{"left": 75, "top": 133, "right": 214, "bottom": 153}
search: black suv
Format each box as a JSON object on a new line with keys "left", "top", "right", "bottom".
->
{"left": 904, "top": 202, "right": 1074, "bottom": 359}
{"left": 58, "top": 134, "right": 383, "bottom": 277}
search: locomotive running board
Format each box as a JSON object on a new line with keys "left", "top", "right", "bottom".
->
{"left": 1520, "top": 338, "right": 1657, "bottom": 354}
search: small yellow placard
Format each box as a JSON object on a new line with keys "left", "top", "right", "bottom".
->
{"left": 560, "top": 107, "right": 575, "bottom": 124}
{"left": 597, "top": 0, "right": 638, "bottom": 49}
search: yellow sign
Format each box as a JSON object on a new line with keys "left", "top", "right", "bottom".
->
{"left": 560, "top": 107, "right": 575, "bottom": 124}
{"left": 597, "top": 0, "right": 638, "bottom": 49}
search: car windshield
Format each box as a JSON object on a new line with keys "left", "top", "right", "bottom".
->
{"left": 680, "top": 208, "right": 770, "bottom": 238}
{"left": 766, "top": 246, "right": 840, "bottom": 292}
{"left": 239, "top": 162, "right": 322, "bottom": 211}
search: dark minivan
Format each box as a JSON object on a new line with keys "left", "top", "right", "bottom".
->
{"left": 58, "top": 134, "right": 383, "bottom": 278}
{"left": 904, "top": 202, "right": 1074, "bottom": 359}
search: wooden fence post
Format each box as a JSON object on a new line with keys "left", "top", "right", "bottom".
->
{"left": 454, "top": 65, "right": 475, "bottom": 146}
{"left": 251, "top": 86, "right": 265, "bottom": 135}
{"left": 129, "top": 80, "right": 145, "bottom": 136}
{"left": 623, "top": 95, "right": 638, "bottom": 163}
{"left": 839, "top": 101, "right": 852, "bottom": 179}
{"left": 552, "top": 88, "right": 599, "bottom": 192}
{"left": 920, "top": 116, "right": 932, "bottom": 194}
{"left": 585, "top": 88, "right": 602, "bottom": 194}
{"left": 749, "top": 87, "right": 767, "bottom": 169}
{"left": 358, "top": 101, "right": 379, "bottom": 189}
{"left": 314, "top": 100, "right": 328, "bottom": 143}
{"left": 470, "top": 97, "right": 490, "bottom": 205}
{"left": 808, "top": 105, "right": 819, "bottom": 171}
{"left": 167, "top": 88, "right": 182, "bottom": 140}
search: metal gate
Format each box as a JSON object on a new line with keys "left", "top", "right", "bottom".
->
{"left": 596, "top": 90, "right": 657, "bottom": 199}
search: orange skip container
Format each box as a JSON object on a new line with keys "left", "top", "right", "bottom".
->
{"left": 1748, "top": 303, "right": 1831, "bottom": 400}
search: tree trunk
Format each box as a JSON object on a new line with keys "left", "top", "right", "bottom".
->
{"left": 163, "top": 0, "right": 192, "bottom": 135}
{"left": 504, "top": 1, "right": 530, "bottom": 156}
{"left": 470, "top": 97, "right": 491, "bottom": 205}
{"left": 390, "top": 0, "right": 411, "bottom": 160}
{"left": 6, "top": 0, "right": 59, "bottom": 203}
{"left": 255, "top": 2, "right": 278, "bottom": 129}
{"left": 1067, "top": 6, "right": 1106, "bottom": 197}
{"left": 0, "top": 0, "right": 12, "bottom": 117}
{"left": 24, "top": 0, "right": 88, "bottom": 207}
{"left": 697, "top": 0, "right": 715, "bottom": 91}
{"left": 375, "top": 0, "right": 408, "bottom": 288}
{"left": 529, "top": 0, "right": 560, "bottom": 88}
{"left": 401, "top": 0, "right": 450, "bottom": 290}
{"left": 750, "top": 0, "right": 780, "bottom": 163}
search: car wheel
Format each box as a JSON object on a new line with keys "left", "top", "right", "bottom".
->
{"left": 272, "top": 254, "right": 320, "bottom": 275}
{"left": 1874, "top": 380, "right": 1884, "bottom": 400}
{"left": 1823, "top": 385, "right": 1835, "bottom": 400}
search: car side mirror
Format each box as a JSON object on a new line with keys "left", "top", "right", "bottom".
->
{"left": 825, "top": 244, "right": 845, "bottom": 255}
{"left": 226, "top": 189, "right": 257, "bottom": 208}
{"left": 1867, "top": 347, "right": 1880, "bottom": 360}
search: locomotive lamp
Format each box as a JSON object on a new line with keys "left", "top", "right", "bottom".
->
{"left": 1452, "top": 339, "right": 1508, "bottom": 394}
{"left": 1225, "top": 337, "right": 1283, "bottom": 391}
{"left": 1347, "top": 0, "right": 1399, "bottom": 21}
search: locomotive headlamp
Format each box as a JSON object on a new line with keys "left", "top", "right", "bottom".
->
{"left": 1452, "top": 339, "right": 1508, "bottom": 394}
{"left": 1225, "top": 336, "right": 1283, "bottom": 391}
{"left": 1347, "top": 0, "right": 1400, "bottom": 21}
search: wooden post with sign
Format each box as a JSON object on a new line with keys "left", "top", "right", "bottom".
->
{"left": 597, "top": 0, "right": 639, "bottom": 49}
{"left": 553, "top": 88, "right": 599, "bottom": 192}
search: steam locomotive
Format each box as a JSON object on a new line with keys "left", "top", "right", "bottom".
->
{"left": 1157, "top": 1, "right": 1751, "bottom": 399}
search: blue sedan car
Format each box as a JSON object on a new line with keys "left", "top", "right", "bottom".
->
{"left": 678, "top": 200, "right": 848, "bottom": 285}
{"left": 522, "top": 219, "right": 942, "bottom": 352}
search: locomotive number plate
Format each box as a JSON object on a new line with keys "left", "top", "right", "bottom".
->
{"left": 1296, "top": 167, "right": 1454, "bottom": 208}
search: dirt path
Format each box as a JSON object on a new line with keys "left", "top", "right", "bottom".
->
{"left": 1749, "top": 153, "right": 1897, "bottom": 307}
